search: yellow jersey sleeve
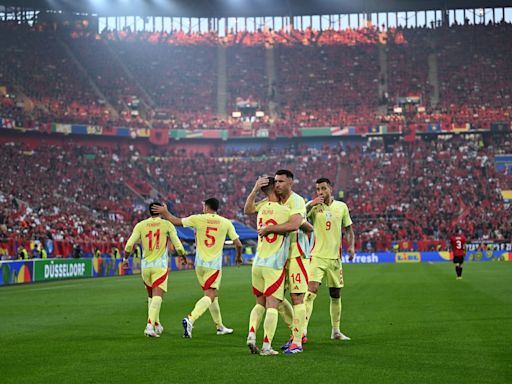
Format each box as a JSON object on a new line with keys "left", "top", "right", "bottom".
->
{"left": 341, "top": 202, "right": 353, "bottom": 228}
{"left": 182, "top": 215, "right": 199, "bottom": 229}
{"left": 226, "top": 221, "right": 240, "bottom": 241}
{"left": 165, "top": 221, "right": 185, "bottom": 255}
{"left": 287, "top": 193, "right": 306, "bottom": 218}
{"left": 125, "top": 223, "right": 141, "bottom": 253}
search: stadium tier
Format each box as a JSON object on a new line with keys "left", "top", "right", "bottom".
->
{"left": 0, "top": 132, "right": 510, "bottom": 257}
{"left": 1, "top": 21, "right": 512, "bottom": 133}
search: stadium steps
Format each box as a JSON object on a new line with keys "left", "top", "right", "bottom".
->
{"left": 428, "top": 53, "right": 440, "bottom": 108}
{"left": 378, "top": 41, "right": 388, "bottom": 105}
{"left": 103, "top": 40, "right": 157, "bottom": 111}
{"left": 265, "top": 45, "right": 278, "bottom": 118}
{"left": 56, "top": 37, "right": 119, "bottom": 120}
{"left": 216, "top": 45, "right": 228, "bottom": 117}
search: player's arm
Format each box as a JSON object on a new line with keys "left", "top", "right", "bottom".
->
{"left": 234, "top": 238, "right": 243, "bottom": 265}
{"left": 244, "top": 177, "right": 270, "bottom": 215}
{"left": 227, "top": 223, "right": 243, "bottom": 265}
{"left": 300, "top": 220, "right": 314, "bottom": 234}
{"left": 167, "top": 223, "right": 187, "bottom": 265}
{"left": 306, "top": 196, "right": 324, "bottom": 213}
{"left": 151, "top": 203, "right": 183, "bottom": 226}
{"left": 167, "top": 223, "right": 186, "bottom": 256}
{"left": 258, "top": 213, "right": 302, "bottom": 236}
{"left": 344, "top": 224, "right": 355, "bottom": 261}
{"left": 124, "top": 224, "right": 140, "bottom": 255}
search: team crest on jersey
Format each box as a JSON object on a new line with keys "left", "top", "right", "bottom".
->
{"left": 325, "top": 212, "right": 332, "bottom": 219}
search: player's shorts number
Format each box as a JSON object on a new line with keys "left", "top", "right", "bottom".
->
{"left": 205, "top": 227, "right": 218, "bottom": 248}
{"left": 259, "top": 218, "right": 278, "bottom": 243}
{"left": 291, "top": 272, "right": 302, "bottom": 284}
{"left": 145, "top": 229, "right": 160, "bottom": 251}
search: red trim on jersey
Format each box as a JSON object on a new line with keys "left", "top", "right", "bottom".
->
{"left": 264, "top": 264, "right": 287, "bottom": 297}
{"left": 152, "top": 269, "right": 169, "bottom": 288}
{"left": 202, "top": 270, "right": 220, "bottom": 290}
{"left": 252, "top": 287, "right": 263, "bottom": 296}
{"left": 296, "top": 236, "right": 305, "bottom": 256}
{"left": 250, "top": 326, "right": 255, "bottom": 333}
{"left": 295, "top": 257, "right": 309, "bottom": 284}
{"left": 310, "top": 238, "right": 316, "bottom": 254}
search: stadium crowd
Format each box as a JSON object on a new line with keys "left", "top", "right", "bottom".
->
{"left": 0, "top": 133, "right": 510, "bottom": 258}
{"left": 1, "top": 21, "right": 512, "bottom": 133}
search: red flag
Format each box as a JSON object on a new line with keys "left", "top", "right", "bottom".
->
{"left": 404, "top": 124, "right": 416, "bottom": 142}
{"left": 149, "top": 128, "right": 169, "bottom": 145}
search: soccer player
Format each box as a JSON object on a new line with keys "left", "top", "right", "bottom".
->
{"left": 152, "top": 198, "right": 243, "bottom": 338}
{"left": 249, "top": 169, "right": 311, "bottom": 354}
{"left": 124, "top": 202, "right": 186, "bottom": 338}
{"left": 246, "top": 176, "right": 291, "bottom": 356}
{"left": 303, "top": 178, "right": 355, "bottom": 341}
{"left": 449, "top": 228, "right": 466, "bottom": 280}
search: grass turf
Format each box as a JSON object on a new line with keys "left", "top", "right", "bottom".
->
{"left": 1, "top": 262, "right": 511, "bottom": 384}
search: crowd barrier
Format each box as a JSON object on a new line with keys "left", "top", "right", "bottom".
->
{"left": 0, "top": 250, "right": 510, "bottom": 286}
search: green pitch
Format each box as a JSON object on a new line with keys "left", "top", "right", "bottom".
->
{"left": 1, "top": 263, "right": 511, "bottom": 384}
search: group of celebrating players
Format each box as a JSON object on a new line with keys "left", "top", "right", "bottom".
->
{"left": 125, "top": 168, "right": 355, "bottom": 355}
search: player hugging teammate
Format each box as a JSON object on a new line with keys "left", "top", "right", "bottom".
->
{"left": 245, "top": 171, "right": 355, "bottom": 356}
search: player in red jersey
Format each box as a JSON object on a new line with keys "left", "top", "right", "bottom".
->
{"left": 449, "top": 228, "right": 466, "bottom": 280}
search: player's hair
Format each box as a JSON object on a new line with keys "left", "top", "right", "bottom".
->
{"left": 316, "top": 177, "right": 332, "bottom": 185}
{"left": 261, "top": 176, "right": 275, "bottom": 195}
{"left": 149, "top": 202, "right": 163, "bottom": 217}
{"left": 275, "top": 169, "right": 294, "bottom": 179}
{"left": 204, "top": 198, "right": 220, "bottom": 212}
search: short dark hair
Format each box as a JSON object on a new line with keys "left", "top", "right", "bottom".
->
{"left": 261, "top": 176, "right": 275, "bottom": 194}
{"left": 275, "top": 169, "right": 294, "bottom": 179}
{"left": 149, "top": 202, "right": 163, "bottom": 217}
{"left": 316, "top": 177, "right": 332, "bottom": 185}
{"left": 204, "top": 198, "right": 220, "bottom": 212}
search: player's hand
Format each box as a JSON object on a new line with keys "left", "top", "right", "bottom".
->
{"left": 252, "top": 176, "right": 270, "bottom": 193}
{"left": 348, "top": 246, "right": 355, "bottom": 261}
{"left": 258, "top": 225, "right": 270, "bottom": 237}
{"left": 310, "top": 196, "right": 324, "bottom": 207}
{"left": 235, "top": 255, "right": 243, "bottom": 266}
{"left": 180, "top": 255, "right": 188, "bottom": 266}
{"left": 151, "top": 203, "right": 169, "bottom": 216}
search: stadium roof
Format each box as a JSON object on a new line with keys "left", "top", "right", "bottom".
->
{"left": 2, "top": 0, "right": 512, "bottom": 17}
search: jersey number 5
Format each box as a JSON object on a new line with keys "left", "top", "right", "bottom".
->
{"left": 205, "top": 227, "right": 218, "bottom": 248}
{"left": 145, "top": 229, "right": 161, "bottom": 251}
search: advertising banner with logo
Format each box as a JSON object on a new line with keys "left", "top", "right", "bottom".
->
{"left": 33, "top": 259, "right": 92, "bottom": 282}
{"left": 0, "top": 260, "right": 33, "bottom": 286}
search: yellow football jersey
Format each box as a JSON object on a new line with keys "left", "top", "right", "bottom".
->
{"left": 125, "top": 217, "right": 184, "bottom": 267}
{"left": 182, "top": 214, "right": 239, "bottom": 270}
{"left": 309, "top": 200, "right": 353, "bottom": 260}
{"left": 282, "top": 192, "right": 309, "bottom": 259}
{"left": 254, "top": 202, "right": 291, "bottom": 269}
